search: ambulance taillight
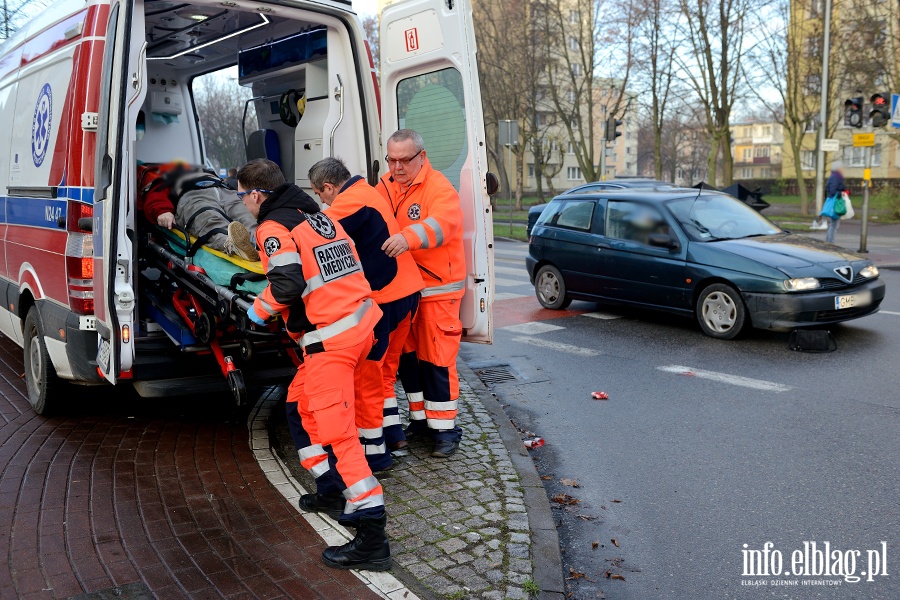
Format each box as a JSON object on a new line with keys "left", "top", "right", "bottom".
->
{"left": 65, "top": 201, "right": 94, "bottom": 314}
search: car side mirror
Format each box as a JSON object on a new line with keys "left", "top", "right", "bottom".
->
{"left": 648, "top": 233, "right": 679, "bottom": 250}
{"left": 485, "top": 172, "right": 500, "bottom": 196}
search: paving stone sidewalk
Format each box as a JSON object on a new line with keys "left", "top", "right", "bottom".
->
{"left": 267, "top": 364, "right": 562, "bottom": 600}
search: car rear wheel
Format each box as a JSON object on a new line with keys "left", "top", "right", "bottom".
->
{"left": 696, "top": 283, "right": 746, "bottom": 340}
{"left": 535, "top": 265, "right": 572, "bottom": 310}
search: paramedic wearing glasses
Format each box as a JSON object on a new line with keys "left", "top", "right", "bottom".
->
{"left": 237, "top": 159, "right": 391, "bottom": 572}
{"left": 377, "top": 129, "right": 466, "bottom": 459}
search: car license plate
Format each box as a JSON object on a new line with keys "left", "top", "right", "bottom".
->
{"left": 834, "top": 291, "right": 871, "bottom": 310}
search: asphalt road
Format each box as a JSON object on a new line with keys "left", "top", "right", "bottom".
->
{"left": 461, "top": 239, "right": 899, "bottom": 599}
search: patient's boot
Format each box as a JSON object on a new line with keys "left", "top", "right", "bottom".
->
{"left": 226, "top": 221, "right": 259, "bottom": 261}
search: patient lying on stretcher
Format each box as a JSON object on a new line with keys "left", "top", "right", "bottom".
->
{"left": 138, "top": 162, "right": 260, "bottom": 261}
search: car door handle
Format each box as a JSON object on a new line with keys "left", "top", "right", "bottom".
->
{"left": 596, "top": 243, "right": 610, "bottom": 250}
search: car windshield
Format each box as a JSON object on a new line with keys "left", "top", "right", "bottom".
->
{"left": 666, "top": 193, "right": 782, "bottom": 241}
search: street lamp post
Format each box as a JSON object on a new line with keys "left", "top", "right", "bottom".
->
{"left": 813, "top": 0, "right": 833, "bottom": 216}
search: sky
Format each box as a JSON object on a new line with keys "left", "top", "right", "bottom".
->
{"left": 352, "top": 0, "right": 379, "bottom": 17}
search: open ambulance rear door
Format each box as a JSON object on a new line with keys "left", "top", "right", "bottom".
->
{"left": 380, "top": 0, "right": 494, "bottom": 344}
{"left": 92, "top": 0, "right": 146, "bottom": 382}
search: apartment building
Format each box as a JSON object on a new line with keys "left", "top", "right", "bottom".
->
{"left": 731, "top": 122, "right": 784, "bottom": 181}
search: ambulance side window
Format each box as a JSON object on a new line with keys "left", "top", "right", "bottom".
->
{"left": 396, "top": 68, "right": 466, "bottom": 190}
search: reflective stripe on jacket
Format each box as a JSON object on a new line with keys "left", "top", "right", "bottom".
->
{"left": 253, "top": 184, "right": 381, "bottom": 351}
{"left": 324, "top": 176, "right": 424, "bottom": 304}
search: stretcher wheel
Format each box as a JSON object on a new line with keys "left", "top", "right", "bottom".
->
{"left": 228, "top": 369, "right": 248, "bottom": 406}
{"left": 195, "top": 312, "right": 213, "bottom": 344}
{"left": 216, "top": 299, "right": 230, "bottom": 319}
{"left": 239, "top": 339, "right": 254, "bottom": 361}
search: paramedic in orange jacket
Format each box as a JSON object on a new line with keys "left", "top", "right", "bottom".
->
{"left": 238, "top": 159, "right": 390, "bottom": 572}
{"left": 309, "top": 157, "right": 424, "bottom": 464}
{"left": 377, "top": 129, "right": 466, "bottom": 459}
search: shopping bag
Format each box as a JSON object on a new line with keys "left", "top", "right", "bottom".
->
{"left": 840, "top": 192, "right": 855, "bottom": 220}
{"left": 833, "top": 194, "right": 847, "bottom": 216}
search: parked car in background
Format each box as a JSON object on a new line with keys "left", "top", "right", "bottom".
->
{"left": 526, "top": 188, "right": 885, "bottom": 339}
{"left": 526, "top": 178, "right": 672, "bottom": 235}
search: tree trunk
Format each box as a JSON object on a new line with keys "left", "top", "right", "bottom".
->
{"left": 706, "top": 137, "right": 719, "bottom": 187}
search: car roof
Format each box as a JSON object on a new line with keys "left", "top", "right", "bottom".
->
{"left": 567, "top": 179, "right": 672, "bottom": 193}
{"left": 551, "top": 187, "right": 727, "bottom": 203}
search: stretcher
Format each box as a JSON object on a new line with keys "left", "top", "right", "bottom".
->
{"left": 139, "top": 226, "right": 300, "bottom": 405}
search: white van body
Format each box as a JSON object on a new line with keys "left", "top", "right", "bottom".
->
{"left": 0, "top": 0, "right": 494, "bottom": 413}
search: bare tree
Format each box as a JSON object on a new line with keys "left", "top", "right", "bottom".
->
{"left": 193, "top": 73, "right": 255, "bottom": 173}
{"left": 633, "top": 0, "right": 678, "bottom": 180}
{"left": 751, "top": 0, "right": 822, "bottom": 214}
{"left": 536, "top": 0, "right": 638, "bottom": 183}
{"left": 1, "top": 0, "right": 53, "bottom": 39}
{"left": 362, "top": 15, "right": 379, "bottom": 76}
{"left": 474, "top": 0, "right": 538, "bottom": 208}
{"left": 676, "top": 0, "right": 760, "bottom": 187}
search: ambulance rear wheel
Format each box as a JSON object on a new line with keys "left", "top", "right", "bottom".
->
{"left": 227, "top": 369, "right": 247, "bottom": 407}
{"left": 23, "top": 307, "right": 62, "bottom": 415}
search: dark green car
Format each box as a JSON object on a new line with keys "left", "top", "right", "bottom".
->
{"left": 525, "top": 188, "right": 885, "bottom": 339}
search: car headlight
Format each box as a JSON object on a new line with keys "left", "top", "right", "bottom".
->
{"left": 860, "top": 265, "right": 879, "bottom": 278}
{"left": 784, "top": 277, "right": 821, "bottom": 291}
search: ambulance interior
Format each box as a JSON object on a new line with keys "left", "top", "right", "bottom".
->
{"left": 126, "top": 0, "right": 375, "bottom": 384}
{"left": 134, "top": 0, "right": 374, "bottom": 192}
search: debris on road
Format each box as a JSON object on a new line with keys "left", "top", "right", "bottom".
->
{"left": 560, "top": 478, "right": 580, "bottom": 487}
{"left": 524, "top": 437, "right": 545, "bottom": 448}
{"left": 591, "top": 391, "right": 609, "bottom": 400}
{"left": 551, "top": 493, "right": 581, "bottom": 506}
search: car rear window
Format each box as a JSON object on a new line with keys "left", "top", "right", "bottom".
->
{"left": 537, "top": 200, "right": 595, "bottom": 231}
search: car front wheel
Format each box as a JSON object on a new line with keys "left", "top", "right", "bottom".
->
{"left": 535, "top": 265, "right": 572, "bottom": 310}
{"left": 696, "top": 283, "right": 747, "bottom": 340}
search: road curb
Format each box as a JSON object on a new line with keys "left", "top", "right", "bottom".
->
{"left": 457, "top": 361, "right": 566, "bottom": 599}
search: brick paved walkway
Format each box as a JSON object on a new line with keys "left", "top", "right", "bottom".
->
{"left": 0, "top": 336, "right": 379, "bottom": 600}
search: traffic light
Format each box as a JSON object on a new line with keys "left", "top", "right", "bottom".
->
{"left": 606, "top": 116, "right": 623, "bottom": 142}
{"left": 844, "top": 97, "right": 863, "bottom": 128}
{"left": 870, "top": 93, "right": 890, "bottom": 128}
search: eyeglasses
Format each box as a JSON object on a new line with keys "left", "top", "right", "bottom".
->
{"left": 236, "top": 188, "right": 272, "bottom": 198}
{"left": 384, "top": 150, "right": 422, "bottom": 167}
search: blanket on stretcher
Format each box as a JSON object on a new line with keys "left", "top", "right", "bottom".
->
{"left": 155, "top": 226, "right": 267, "bottom": 295}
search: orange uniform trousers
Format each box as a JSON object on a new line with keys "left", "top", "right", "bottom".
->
{"left": 399, "top": 293, "right": 463, "bottom": 443}
{"left": 289, "top": 335, "right": 385, "bottom": 519}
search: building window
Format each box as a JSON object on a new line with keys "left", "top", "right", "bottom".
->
{"left": 754, "top": 146, "right": 770, "bottom": 158}
{"left": 569, "top": 10, "right": 580, "bottom": 24}
{"left": 568, "top": 36, "right": 578, "bottom": 51}
{"left": 742, "top": 148, "right": 752, "bottom": 160}
{"left": 741, "top": 167, "right": 753, "bottom": 178}
{"left": 567, "top": 142, "right": 575, "bottom": 154}
{"left": 804, "top": 114, "right": 818, "bottom": 133}
{"left": 800, "top": 150, "right": 816, "bottom": 171}
{"left": 567, "top": 166, "right": 582, "bottom": 180}
{"left": 566, "top": 90, "right": 576, "bottom": 103}
{"left": 571, "top": 63, "right": 582, "bottom": 77}
{"left": 808, "top": 0, "right": 824, "bottom": 18}
{"left": 528, "top": 163, "right": 535, "bottom": 178}
{"left": 803, "top": 74, "right": 821, "bottom": 95}
{"left": 762, "top": 168, "right": 772, "bottom": 178}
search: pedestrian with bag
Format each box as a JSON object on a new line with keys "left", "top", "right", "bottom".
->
{"left": 822, "top": 161, "right": 846, "bottom": 244}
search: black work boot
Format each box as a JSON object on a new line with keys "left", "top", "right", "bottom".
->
{"left": 298, "top": 492, "right": 346, "bottom": 520}
{"left": 322, "top": 514, "right": 391, "bottom": 571}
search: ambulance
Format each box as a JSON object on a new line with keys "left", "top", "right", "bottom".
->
{"left": 0, "top": 0, "right": 495, "bottom": 414}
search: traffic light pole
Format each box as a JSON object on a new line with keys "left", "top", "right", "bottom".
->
{"left": 814, "top": 0, "right": 833, "bottom": 216}
{"left": 859, "top": 143, "right": 871, "bottom": 253}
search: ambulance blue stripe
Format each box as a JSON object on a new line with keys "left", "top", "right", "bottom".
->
{"left": 0, "top": 187, "right": 94, "bottom": 228}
